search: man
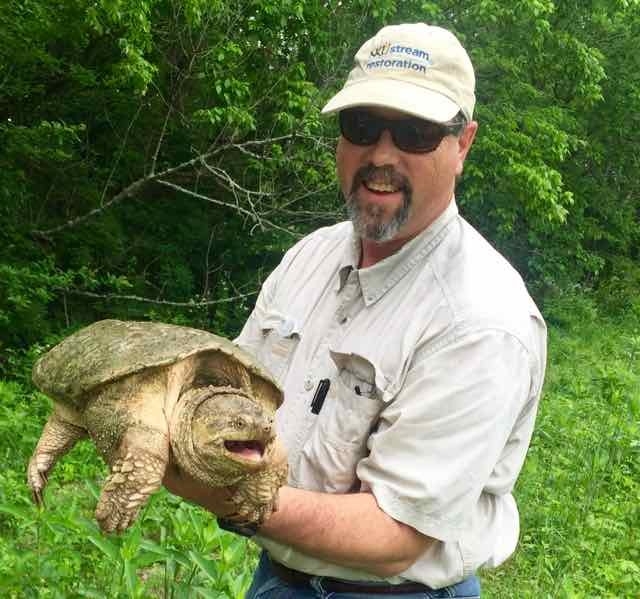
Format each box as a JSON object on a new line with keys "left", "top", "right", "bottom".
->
{"left": 165, "top": 23, "right": 547, "bottom": 598}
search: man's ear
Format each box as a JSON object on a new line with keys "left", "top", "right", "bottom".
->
{"left": 455, "top": 121, "right": 478, "bottom": 176}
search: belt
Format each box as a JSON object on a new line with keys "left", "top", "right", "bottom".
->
{"left": 269, "top": 558, "right": 433, "bottom": 595}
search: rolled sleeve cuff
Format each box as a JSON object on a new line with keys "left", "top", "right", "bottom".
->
{"left": 394, "top": 492, "right": 520, "bottom": 587}
{"left": 370, "top": 481, "right": 468, "bottom": 543}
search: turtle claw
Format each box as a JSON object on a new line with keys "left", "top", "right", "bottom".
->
{"left": 32, "top": 487, "right": 45, "bottom": 507}
{"left": 27, "top": 412, "right": 87, "bottom": 510}
{"left": 227, "top": 487, "right": 275, "bottom": 526}
{"left": 226, "top": 460, "right": 287, "bottom": 526}
{"left": 27, "top": 454, "right": 52, "bottom": 507}
{"left": 96, "top": 500, "right": 140, "bottom": 534}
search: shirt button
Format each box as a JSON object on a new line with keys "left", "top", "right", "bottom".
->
{"left": 277, "top": 319, "right": 295, "bottom": 337}
{"left": 304, "top": 379, "right": 314, "bottom": 391}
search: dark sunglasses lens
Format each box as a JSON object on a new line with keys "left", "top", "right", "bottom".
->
{"left": 393, "top": 120, "right": 446, "bottom": 153}
{"left": 339, "top": 110, "right": 381, "bottom": 145}
{"left": 340, "top": 109, "right": 449, "bottom": 153}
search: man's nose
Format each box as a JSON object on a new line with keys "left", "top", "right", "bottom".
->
{"left": 367, "top": 129, "right": 400, "bottom": 166}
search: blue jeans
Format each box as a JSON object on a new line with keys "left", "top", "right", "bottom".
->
{"left": 246, "top": 552, "right": 481, "bottom": 598}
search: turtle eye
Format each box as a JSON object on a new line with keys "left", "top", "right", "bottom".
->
{"left": 235, "top": 417, "right": 245, "bottom": 430}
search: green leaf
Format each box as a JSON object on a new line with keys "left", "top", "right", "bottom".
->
{"left": 123, "top": 560, "right": 139, "bottom": 596}
{"left": 86, "top": 532, "right": 120, "bottom": 561}
{"left": 188, "top": 550, "right": 219, "bottom": 582}
{"left": 0, "top": 504, "right": 36, "bottom": 522}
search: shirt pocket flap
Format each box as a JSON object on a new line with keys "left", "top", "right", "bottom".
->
{"left": 329, "top": 350, "right": 393, "bottom": 403}
{"left": 259, "top": 310, "right": 301, "bottom": 338}
{"left": 255, "top": 311, "right": 301, "bottom": 381}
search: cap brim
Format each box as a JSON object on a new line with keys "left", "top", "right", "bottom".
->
{"left": 321, "top": 78, "right": 461, "bottom": 123}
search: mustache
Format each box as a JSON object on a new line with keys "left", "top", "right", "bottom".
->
{"left": 350, "top": 164, "right": 410, "bottom": 195}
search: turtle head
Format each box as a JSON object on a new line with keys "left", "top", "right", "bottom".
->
{"left": 192, "top": 389, "right": 275, "bottom": 471}
{"left": 169, "top": 386, "right": 276, "bottom": 487}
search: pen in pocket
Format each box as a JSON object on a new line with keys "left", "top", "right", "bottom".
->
{"left": 310, "top": 379, "right": 331, "bottom": 414}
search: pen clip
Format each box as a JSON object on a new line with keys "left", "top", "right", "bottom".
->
{"left": 311, "top": 379, "right": 331, "bottom": 414}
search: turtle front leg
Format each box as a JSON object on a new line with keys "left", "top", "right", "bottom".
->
{"left": 27, "top": 409, "right": 87, "bottom": 505}
{"left": 95, "top": 426, "right": 169, "bottom": 533}
{"left": 227, "top": 440, "right": 288, "bottom": 525}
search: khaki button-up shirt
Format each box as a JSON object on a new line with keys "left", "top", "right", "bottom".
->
{"left": 235, "top": 200, "right": 547, "bottom": 588}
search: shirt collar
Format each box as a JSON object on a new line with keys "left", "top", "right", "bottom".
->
{"left": 354, "top": 200, "right": 459, "bottom": 306}
{"left": 336, "top": 228, "right": 360, "bottom": 292}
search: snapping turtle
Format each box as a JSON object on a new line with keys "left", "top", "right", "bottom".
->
{"left": 27, "top": 319, "right": 287, "bottom": 533}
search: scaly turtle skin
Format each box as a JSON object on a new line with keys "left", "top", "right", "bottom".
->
{"left": 27, "top": 319, "right": 287, "bottom": 533}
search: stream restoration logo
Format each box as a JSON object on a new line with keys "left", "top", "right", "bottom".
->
{"left": 366, "top": 41, "right": 433, "bottom": 73}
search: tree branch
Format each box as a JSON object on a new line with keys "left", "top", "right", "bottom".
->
{"left": 156, "top": 179, "right": 300, "bottom": 238}
{"left": 30, "top": 134, "right": 299, "bottom": 239}
{"left": 61, "top": 288, "right": 257, "bottom": 307}
{"left": 32, "top": 178, "right": 148, "bottom": 239}
{"left": 200, "top": 157, "right": 274, "bottom": 197}
{"left": 100, "top": 101, "right": 145, "bottom": 206}
{"left": 150, "top": 104, "right": 172, "bottom": 176}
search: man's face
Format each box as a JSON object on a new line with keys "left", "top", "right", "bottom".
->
{"left": 336, "top": 106, "right": 477, "bottom": 244}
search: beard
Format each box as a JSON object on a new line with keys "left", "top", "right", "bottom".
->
{"left": 346, "top": 165, "right": 412, "bottom": 242}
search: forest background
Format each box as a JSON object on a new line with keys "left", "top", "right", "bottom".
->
{"left": 0, "top": 0, "right": 638, "bottom": 597}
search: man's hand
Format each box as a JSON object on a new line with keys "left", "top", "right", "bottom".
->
{"left": 163, "top": 457, "right": 238, "bottom": 517}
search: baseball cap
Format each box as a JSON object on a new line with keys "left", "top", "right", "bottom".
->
{"left": 322, "top": 23, "right": 475, "bottom": 123}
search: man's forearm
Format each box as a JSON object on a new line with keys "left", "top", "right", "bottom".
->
{"left": 164, "top": 468, "right": 432, "bottom": 577}
{"left": 258, "top": 486, "right": 432, "bottom": 577}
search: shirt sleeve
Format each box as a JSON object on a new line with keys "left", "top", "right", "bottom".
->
{"left": 234, "top": 280, "right": 272, "bottom": 355}
{"left": 356, "top": 326, "right": 538, "bottom": 543}
{"left": 233, "top": 250, "right": 287, "bottom": 354}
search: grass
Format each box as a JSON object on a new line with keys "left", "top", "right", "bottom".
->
{"left": 0, "top": 295, "right": 638, "bottom": 597}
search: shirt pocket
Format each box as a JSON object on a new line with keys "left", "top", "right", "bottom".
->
{"left": 255, "top": 311, "right": 300, "bottom": 383}
{"left": 293, "top": 352, "right": 386, "bottom": 493}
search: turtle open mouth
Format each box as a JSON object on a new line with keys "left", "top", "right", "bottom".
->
{"left": 224, "top": 440, "right": 265, "bottom": 462}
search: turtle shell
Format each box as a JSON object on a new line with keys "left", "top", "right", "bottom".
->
{"left": 32, "top": 319, "right": 282, "bottom": 409}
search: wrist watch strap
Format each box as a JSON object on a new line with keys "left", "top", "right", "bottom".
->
{"left": 217, "top": 518, "right": 259, "bottom": 538}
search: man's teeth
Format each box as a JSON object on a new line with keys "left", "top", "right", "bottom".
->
{"left": 366, "top": 181, "right": 399, "bottom": 192}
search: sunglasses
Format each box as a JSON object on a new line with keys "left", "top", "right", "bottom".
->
{"left": 339, "top": 108, "right": 464, "bottom": 154}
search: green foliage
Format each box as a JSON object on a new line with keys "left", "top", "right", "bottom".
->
{"left": 1, "top": 0, "right": 355, "bottom": 354}
{"left": 0, "top": 261, "right": 61, "bottom": 349}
